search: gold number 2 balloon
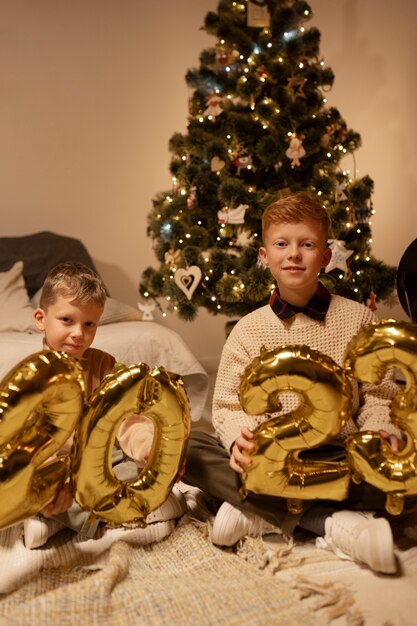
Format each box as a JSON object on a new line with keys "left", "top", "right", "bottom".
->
{"left": 72, "top": 363, "right": 191, "bottom": 526}
{"left": 0, "top": 351, "right": 85, "bottom": 530}
{"left": 344, "top": 319, "right": 417, "bottom": 515}
{"left": 239, "top": 345, "right": 352, "bottom": 514}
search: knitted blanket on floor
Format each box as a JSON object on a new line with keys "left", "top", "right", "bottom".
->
{"left": 0, "top": 517, "right": 344, "bottom": 626}
{"left": 1, "top": 515, "right": 417, "bottom": 626}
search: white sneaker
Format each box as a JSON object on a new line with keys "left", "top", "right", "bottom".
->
{"left": 146, "top": 486, "right": 187, "bottom": 523}
{"left": 318, "top": 510, "right": 397, "bottom": 574}
{"left": 211, "top": 502, "right": 281, "bottom": 547}
{"left": 177, "top": 483, "right": 217, "bottom": 522}
{"left": 23, "top": 516, "right": 66, "bottom": 549}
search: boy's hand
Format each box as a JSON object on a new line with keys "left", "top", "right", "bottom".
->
{"left": 230, "top": 427, "right": 255, "bottom": 474}
{"left": 42, "top": 483, "right": 74, "bottom": 517}
{"left": 379, "top": 430, "right": 405, "bottom": 454}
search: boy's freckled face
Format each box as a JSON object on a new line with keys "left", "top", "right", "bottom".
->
{"left": 259, "top": 220, "right": 331, "bottom": 305}
{"left": 34, "top": 296, "right": 103, "bottom": 359}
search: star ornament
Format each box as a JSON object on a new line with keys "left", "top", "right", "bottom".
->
{"left": 286, "top": 76, "right": 307, "bottom": 101}
{"left": 325, "top": 239, "right": 354, "bottom": 273}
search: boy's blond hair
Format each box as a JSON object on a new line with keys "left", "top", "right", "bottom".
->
{"left": 262, "top": 191, "right": 332, "bottom": 243}
{"left": 40, "top": 262, "right": 107, "bottom": 310}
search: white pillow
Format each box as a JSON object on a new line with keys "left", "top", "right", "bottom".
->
{"left": 0, "top": 261, "right": 35, "bottom": 332}
{"left": 99, "top": 297, "right": 142, "bottom": 325}
{"left": 30, "top": 289, "right": 141, "bottom": 325}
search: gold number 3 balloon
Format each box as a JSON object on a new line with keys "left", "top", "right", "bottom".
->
{"left": 239, "top": 345, "right": 352, "bottom": 514}
{"left": 0, "top": 352, "right": 190, "bottom": 530}
{"left": 0, "top": 351, "right": 85, "bottom": 529}
{"left": 72, "top": 363, "right": 191, "bottom": 526}
{"left": 344, "top": 319, "right": 417, "bottom": 515}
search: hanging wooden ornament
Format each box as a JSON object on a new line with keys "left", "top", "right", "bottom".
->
{"left": 247, "top": 1, "right": 271, "bottom": 28}
{"left": 174, "top": 266, "right": 202, "bottom": 300}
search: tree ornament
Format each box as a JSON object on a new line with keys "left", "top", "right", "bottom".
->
{"left": 174, "top": 266, "right": 202, "bottom": 300}
{"left": 320, "top": 124, "right": 336, "bottom": 148}
{"left": 210, "top": 156, "right": 226, "bottom": 172}
{"left": 256, "top": 65, "right": 268, "bottom": 81}
{"left": 216, "top": 43, "right": 239, "bottom": 68}
{"left": 203, "top": 92, "right": 223, "bottom": 121}
{"left": 247, "top": 0, "right": 271, "bottom": 28}
{"left": 186, "top": 186, "right": 197, "bottom": 210}
{"left": 164, "top": 247, "right": 182, "bottom": 267}
{"left": 335, "top": 180, "right": 348, "bottom": 201}
{"left": 231, "top": 149, "right": 254, "bottom": 175}
{"left": 285, "top": 133, "right": 306, "bottom": 168}
{"left": 286, "top": 75, "right": 307, "bottom": 101}
{"left": 217, "top": 203, "right": 248, "bottom": 225}
{"left": 137, "top": 301, "right": 156, "bottom": 320}
{"left": 235, "top": 228, "right": 254, "bottom": 247}
{"left": 325, "top": 240, "right": 354, "bottom": 273}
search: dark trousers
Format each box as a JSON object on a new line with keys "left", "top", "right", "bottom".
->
{"left": 182, "top": 431, "right": 412, "bottom": 536}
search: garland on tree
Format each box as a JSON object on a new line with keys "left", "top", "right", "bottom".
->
{"left": 140, "top": 0, "right": 396, "bottom": 321}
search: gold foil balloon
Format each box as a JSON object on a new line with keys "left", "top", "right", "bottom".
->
{"left": 72, "top": 363, "right": 191, "bottom": 526}
{"left": 0, "top": 351, "right": 85, "bottom": 529}
{"left": 239, "top": 345, "right": 352, "bottom": 513}
{"left": 344, "top": 319, "right": 417, "bottom": 515}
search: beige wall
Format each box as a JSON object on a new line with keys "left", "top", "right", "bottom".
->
{"left": 1, "top": 0, "right": 416, "bottom": 372}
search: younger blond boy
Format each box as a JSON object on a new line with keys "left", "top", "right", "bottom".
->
{"left": 24, "top": 262, "right": 185, "bottom": 548}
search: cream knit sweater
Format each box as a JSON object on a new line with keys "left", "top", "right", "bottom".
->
{"left": 213, "top": 295, "right": 400, "bottom": 452}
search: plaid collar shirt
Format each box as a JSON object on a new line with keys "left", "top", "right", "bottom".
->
{"left": 269, "top": 281, "right": 331, "bottom": 322}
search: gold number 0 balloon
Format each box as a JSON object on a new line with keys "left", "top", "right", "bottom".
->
{"left": 344, "top": 319, "right": 417, "bottom": 515}
{"left": 239, "top": 345, "right": 352, "bottom": 514}
{"left": 0, "top": 351, "right": 85, "bottom": 530}
{"left": 72, "top": 363, "right": 191, "bottom": 526}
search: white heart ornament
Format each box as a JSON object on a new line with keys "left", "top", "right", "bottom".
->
{"left": 174, "top": 266, "right": 202, "bottom": 300}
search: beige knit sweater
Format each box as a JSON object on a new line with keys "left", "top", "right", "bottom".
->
{"left": 212, "top": 295, "right": 400, "bottom": 452}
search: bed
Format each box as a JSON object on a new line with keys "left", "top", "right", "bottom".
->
{"left": 0, "top": 232, "right": 209, "bottom": 422}
{"left": 1, "top": 233, "right": 417, "bottom": 625}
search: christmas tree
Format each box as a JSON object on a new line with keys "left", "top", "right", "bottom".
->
{"left": 140, "top": 0, "right": 396, "bottom": 321}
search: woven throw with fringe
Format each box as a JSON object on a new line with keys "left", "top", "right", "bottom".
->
{"left": 0, "top": 518, "right": 335, "bottom": 626}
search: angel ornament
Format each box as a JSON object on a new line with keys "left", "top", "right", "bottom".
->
{"left": 137, "top": 301, "right": 156, "bottom": 321}
{"left": 285, "top": 133, "right": 306, "bottom": 168}
{"left": 164, "top": 247, "right": 182, "bottom": 267}
{"left": 203, "top": 92, "right": 223, "bottom": 121}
